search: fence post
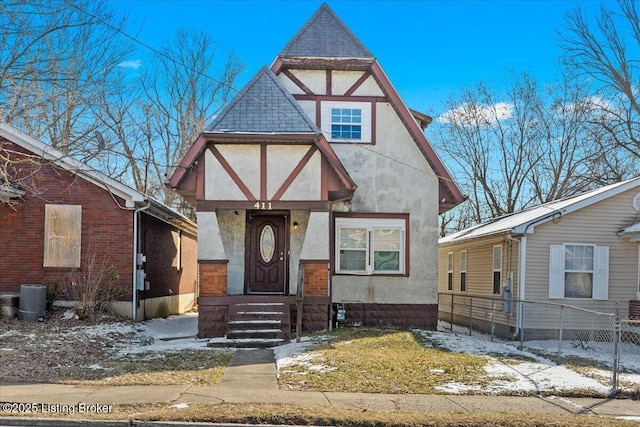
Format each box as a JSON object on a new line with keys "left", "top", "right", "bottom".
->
{"left": 558, "top": 305, "right": 564, "bottom": 359}
{"left": 519, "top": 301, "right": 524, "bottom": 350}
{"left": 612, "top": 302, "right": 620, "bottom": 396}
{"left": 468, "top": 297, "right": 473, "bottom": 336}
{"left": 450, "top": 294, "right": 454, "bottom": 331}
{"left": 490, "top": 299, "right": 495, "bottom": 342}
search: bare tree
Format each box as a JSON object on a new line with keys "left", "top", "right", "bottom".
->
{"left": 435, "top": 72, "right": 611, "bottom": 234}
{"left": 560, "top": 0, "right": 640, "bottom": 160}
{"left": 529, "top": 73, "right": 600, "bottom": 203}
{"left": 0, "top": 0, "right": 134, "bottom": 157}
{"left": 436, "top": 74, "right": 544, "bottom": 225}
{"left": 97, "top": 28, "right": 244, "bottom": 208}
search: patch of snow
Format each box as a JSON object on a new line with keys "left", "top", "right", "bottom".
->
{"left": 170, "top": 403, "right": 189, "bottom": 409}
{"left": 60, "top": 309, "right": 75, "bottom": 320}
{"left": 87, "top": 364, "right": 111, "bottom": 370}
{"left": 271, "top": 320, "right": 639, "bottom": 396}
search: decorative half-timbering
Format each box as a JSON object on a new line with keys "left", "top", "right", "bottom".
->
{"left": 169, "top": 3, "right": 464, "bottom": 342}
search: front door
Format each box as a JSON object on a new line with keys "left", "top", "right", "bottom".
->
{"left": 246, "top": 213, "right": 288, "bottom": 294}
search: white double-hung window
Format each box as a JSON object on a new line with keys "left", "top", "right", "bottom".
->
{"left": 335, "top": 217, "right": 406, "bottom": 275}
{"left": 321, "top": 101, "right": 372, "bottom": 143}
{"left": 549, "top": 244, "right": 609, "bottom": 300}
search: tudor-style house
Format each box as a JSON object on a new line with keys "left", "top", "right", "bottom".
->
{"left": 168, "top": 3, "right": 464, "bottom": 341}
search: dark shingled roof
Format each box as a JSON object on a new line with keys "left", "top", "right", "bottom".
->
{"left": 206, "top": 67, "right": 319, "bottom": 134}
{"left": 279, "top": 3, "right": 373, "bottom": 59}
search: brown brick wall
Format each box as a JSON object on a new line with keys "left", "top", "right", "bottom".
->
{"left": 198, "top": 261, "right": 228, "bottom": 296}
{"left": 0, "top": 139, "right": 133, "bottom": 297}
{"left": 343, "top": 303, "right": 438, "bottom": 329}
{"left": 303, "top": 261, "right": 329, "bottom": 296}
{"left": 630, "top": 300, "right": 640, "bottom": 320}
{"left": 139, "top": 214, "right": 197, "bottom": 298}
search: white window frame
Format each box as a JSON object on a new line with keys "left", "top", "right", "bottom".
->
{"left": 321, "top": 101, "right": 372, "bottom": 143}
{"left": 493, "top": 245, "right": 502, "bottom": 295}
{"left": 460, "top": 250, "right": 467, "bottom": 292}
{"left": 549, "top": 243, "right": 609, "bottom": 300}
{"left": 447, "top": 252, "right": 454, "bottom": 291}
{"left": 335, "top": 217, "right": 406, "bottom": 275}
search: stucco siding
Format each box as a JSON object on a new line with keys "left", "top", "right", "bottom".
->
{"left": 289, "top": 69, "right": 326, "bottom": 95}
{"left": 217, "top": 210, "right": 246, "bottom": 295}
{"left": 525, "top": 187, "right": 640, "bottom": 318}
{"left": 280, "top": 151, "right": 322, "bottom": 200}
{"left": 331, "top": 102, "right": 440, "bottom": 305}
{"left": 266, "top": 145, "right": 309, "bottom": 198}
{"left": 351, "top": 75, "right": 384, "bottom": 97}
{"left": 219, "top": 145, "right": 261, "bottom": 198}
{"left": 331, "top": 71, "right": 365, "bottom": 95}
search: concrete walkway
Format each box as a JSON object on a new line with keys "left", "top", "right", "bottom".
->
{"left": 1, "top": 348, "right": 639, "bottom": 422}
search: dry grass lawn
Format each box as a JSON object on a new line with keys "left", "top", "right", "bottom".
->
{"left": 280, "top": 327, "right": 499, "bottom": 393}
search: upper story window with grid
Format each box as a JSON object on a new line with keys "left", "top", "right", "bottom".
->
{"left": 331, "top": 108, "right": 361, "bottom": 140}
{"left": 321, "top": 101, "right": 372, "bottom": 143}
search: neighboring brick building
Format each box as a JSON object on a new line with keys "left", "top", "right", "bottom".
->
{"left": 168, "top": 4, "right": 463, "bottom": 342}
{"left": 0, "top": 123, "right": 197, "bottom": 320}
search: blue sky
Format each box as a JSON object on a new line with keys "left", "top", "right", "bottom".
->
{"left": 112, "top": 0, "right": 602, "bottom": 116}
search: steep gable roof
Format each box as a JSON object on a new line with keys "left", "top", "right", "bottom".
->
{"left": 440, "top": 177, "right": 640, "bottom": 244}
{"left": 207, "top": 67, "right": 318, "bottom": 134}
{"left": 279, "top": 3, "right": 373, "bottom": 59}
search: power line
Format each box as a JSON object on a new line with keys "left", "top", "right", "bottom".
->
{"left": 63, "top": 0, "right": 459, "bottom": 186}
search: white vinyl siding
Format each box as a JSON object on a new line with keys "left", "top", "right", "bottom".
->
{"left": 549, "top": 244, "right": 609, "bottom": 300}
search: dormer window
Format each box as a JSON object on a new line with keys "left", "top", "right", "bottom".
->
{"left": 321, "top": 101, "right": 372, "bottom": 143}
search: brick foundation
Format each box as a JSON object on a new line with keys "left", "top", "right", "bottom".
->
{"left": 198, "top": 261, "right": 228, "bottom": 296}
{"left": 342, "top": 303, "right": 438, "bottom": 329}
{"left": 630, "top": 300, "right": 640, "bottom": 320}
{"left": 302, "top": 261, "right": 329, "bottom": 296}
{"left": 197, "top": 304, "right": 228, "bottom": 338}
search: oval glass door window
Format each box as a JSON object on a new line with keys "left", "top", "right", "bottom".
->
{"left": 260, "top": 225, "right": 275, "bottom": 263}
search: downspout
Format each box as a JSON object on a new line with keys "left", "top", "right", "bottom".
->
{"left": 507, "top": 210, "right": 561, "bottom": 340}
{"left": 507, "top": 234, "right": 522, "bottom": 338}
{"left": 506, "top": 234, "right": 528, "bottom": 339}
{"left": 132, "top": 201, "right": 151, "bottom": 321}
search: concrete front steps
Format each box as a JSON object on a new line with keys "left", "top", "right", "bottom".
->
{"left": 207, "top": 298, "right": 291, "bottom": 349}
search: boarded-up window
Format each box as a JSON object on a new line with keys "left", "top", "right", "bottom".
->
{"left": 171, "top": 229, "right": 182, "bottom": 271}
{"left": 43, "top": 205, "right": 81, "bottom": 268}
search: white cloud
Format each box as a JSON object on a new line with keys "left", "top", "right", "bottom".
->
{"left": 117, "top": 59, "right": 142, "bottom": 70}
{"left": 438, "top": 102, "right": 513, "bottom": 125}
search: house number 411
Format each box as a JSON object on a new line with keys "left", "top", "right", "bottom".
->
{"left": 254, "top": 201, "right": 272, "bottom": 210}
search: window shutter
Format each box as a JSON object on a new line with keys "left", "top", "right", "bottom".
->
{"left": 593, "top": 246, "right": 609, "bottom": 300}
{"left": 549, "top": 244, "right": 564, "bottom": 299}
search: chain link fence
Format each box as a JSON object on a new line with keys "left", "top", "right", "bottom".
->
{"left": 438, "top": 292, "right": 640, "bottom": 395}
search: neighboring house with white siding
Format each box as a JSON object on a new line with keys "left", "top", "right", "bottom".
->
{"left": 438, "top": 177, "right": 640, "bottom": 338}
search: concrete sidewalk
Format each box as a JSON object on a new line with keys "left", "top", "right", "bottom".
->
{"left": 1, "top": 348, "right": 638, "bottom": 421}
